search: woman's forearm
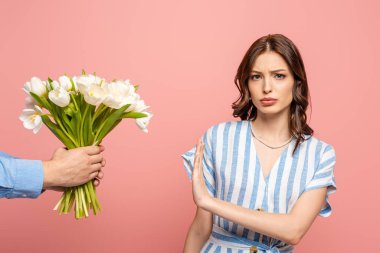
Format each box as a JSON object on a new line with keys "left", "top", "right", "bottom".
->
{"left": 202, "top": 197, "right": 299, "bottom": 245}
{"left": 183, "top": 221, "right": 211, "bottom": 253}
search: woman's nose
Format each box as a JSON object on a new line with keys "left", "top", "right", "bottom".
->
{"left": 263, "top": 79, "right": 272, "bottom": 93}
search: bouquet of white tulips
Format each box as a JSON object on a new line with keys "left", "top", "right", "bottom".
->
{"left": 19, "top": 70, "right": 152, "bottom": 219}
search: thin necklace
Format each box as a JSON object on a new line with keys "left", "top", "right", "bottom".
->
{"left": 250, "top": 120, "right": 294, "bottom": 149}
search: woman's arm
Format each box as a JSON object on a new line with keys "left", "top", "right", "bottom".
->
{"left": 202, "top": 187, "right": 327, "bottom": 245}
{"left": 183, "top": 206, "right": 213, "bottom": 253}
{"left": 192, "top": 138, "right": 328, "bottom": 245}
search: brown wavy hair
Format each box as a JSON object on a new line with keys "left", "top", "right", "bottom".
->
{"left": 232, "top": 34, "right": 313, "bottom": 156}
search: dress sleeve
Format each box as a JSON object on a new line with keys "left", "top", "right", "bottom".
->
{"left": 304, "top": 144, "right": 337, "bottom": 217}
{"left": 181, "top": 128, "right": 216, "bottom": 197}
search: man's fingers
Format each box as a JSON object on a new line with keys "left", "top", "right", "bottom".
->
{"left": 101, "top": 158, "right": 106, "bottom": 167}
{"left": 97, "top": 170, "right": 104, "bottom": 179}
{"left": 89, "top": 171, "right": 99, "bottom": 180}
{"left": 90, "top": 163, "right": 102, "bottom": 173}
{"left": 90, "top": 154, "right": 103, "bottom": 164}
{"left": 82, "top": 145, "right": 105, "bottom": 155}
{"left": 94, "top": 179, "right": 100, "bottom": 187}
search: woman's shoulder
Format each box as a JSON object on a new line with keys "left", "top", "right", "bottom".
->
{"left": 204, "top": 120, "right": 248, "bottom": 133}
{"left": 301, "top": 134, "right": 335, "bottom": 155}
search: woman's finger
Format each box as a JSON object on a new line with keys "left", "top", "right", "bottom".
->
{"left": 94, "top": 179, "right": 100, "bottom": 187}
{"left": 200, "top": 142, "right": 204, "bottom": 168}
{"left": 200, "top": 143, "right": 204, "bottom": 174}
{"left": 193, "top": 142, "right": 200, "bottom": 179}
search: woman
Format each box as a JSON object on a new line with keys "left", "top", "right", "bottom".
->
{"left": 181, "top": 34, "right": 337, "bottom": 253}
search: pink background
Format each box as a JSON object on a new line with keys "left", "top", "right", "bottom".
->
{"left": 0, "top": 0, "right": 379, "bottom": 252}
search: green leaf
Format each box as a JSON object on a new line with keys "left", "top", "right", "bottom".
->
{"left": 41, "top": 115, "right": 76, "bottom": 149}
{"left": 64, "top": 106, "right": 74, "bottom": 117}
{"left": 81, "top": 105, "right": 88, "bottom": 146}
{"left": 70, "top": 77, "right": 76, "bottom": 92}
{"left": 94, "top": 104, "right": 130, "bottom": 142}
{"left": 61, "top": 110, "right": 75, "bottom": 138}
{"left": 29, "top": 92, "right": 51, "bottom": 111}
{"left": 82, "top": 104, "right": 96, "bottom": 145}
{"left": 103, "top": 118, "right": 122, "bottom": 141}
{"left": 93, "top": 107, "right": 110, "bottom": 132}
{"left": 88, "top": 104, "right": 94, "bottom": 144}
{"left": 47, "top": 77, "right": 54, "bottom": 90}
{"left": 134, "top": 85, "right": 139, "bottom": 91}
{"left": 122, "top": 111, "right": 148, "bottom": 119}
{"left": 72, "top": 110, "right": 82, "bottom": 143}
{"left": 88, "top": 105, "right": 96, "bottom": 144}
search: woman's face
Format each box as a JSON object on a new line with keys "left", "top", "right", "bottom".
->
{"left": 248, "top": 51, "right": 295, "bottom": 117}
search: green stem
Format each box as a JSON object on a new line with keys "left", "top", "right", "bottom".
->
{"left": 70, "top": 94, "right": 79, "bottom": 111}
{"left": 59, "top": 192, "right": 66, "bottom": 215}
{"left": 88, "top": 181, "right": 98, "bottom": 214}
{"left": 92, "top": 104, "right": 107, "bottom": 124}
{"left": 54, "top": 116, "right": 79, "bottom": 147}
{"left": 80, "top": 104, "right": 89, "bottom": 146}
{"left": 75, "top": 187, "right": 79, "bottom": 219}
{"left": 94, "top": 119, "right": 108, "bottom": 142}
{"left": 64, "top": 188, "right": 73, "bottom": 213}
{"left": 80, "top": 187, "right": 89, "bottom": 217}
{"left": 68, "top": 192, "right": 75, "bottom": 212}
{"left": 84, "top": 183, "right": 91, "bottom": 204}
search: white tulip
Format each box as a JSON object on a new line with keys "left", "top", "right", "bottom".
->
{"left": 51, "top": 80, "right": 60, "bottom": 90}
{"left": 25, "top": 96, "right": 37, "bottom": 109}
{"left": 76, "top": 74, "right": 103, "bottom": 93}
{"left": 58, "top": 75, "right": 73, "bottom": 91}
{"left": 135, "top": 111, "right": 153, "bottom": 133}
{"left": 75, "top": 74, "right": 108, "bottom": 106}
{"left": 82, "top": 84, "right": 107, "bottom": 106}
{"left": 123, "top": 93, "right": 141, "bottom": 112}
{"left": 23, "top": 77, "right": 47, "bottom": 97}
{"left": 132, "top": 99, "right": 150, "bottom": 113}
{"left": 103, "top": 80, "right": 138, "bottom": 109}
{"left": 19, "top": 105, "right": 43, "bottom": 134}
{"left": 48, "top": 87, "right": 71, "bottom": 107}
{"left": 71, "top": 76, "right": 79, "bottom": 91}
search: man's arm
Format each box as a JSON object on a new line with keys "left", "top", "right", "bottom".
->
{"left": 0, "top": 152, "right": 44, "bottom": 198}
{"left": 0, "top": 145, "right": 105, "bottom": 199}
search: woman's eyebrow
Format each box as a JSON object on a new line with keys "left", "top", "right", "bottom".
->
{"left": 251, "top": 69, "right": 287, "bottom": 73}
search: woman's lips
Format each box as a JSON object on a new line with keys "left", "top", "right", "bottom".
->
{"left": 260, "top": 99, "right": 277, "bottom": 105}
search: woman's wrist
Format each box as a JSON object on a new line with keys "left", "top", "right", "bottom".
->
{"left": 198, "top": 194, "right": 215, "bottom": 211}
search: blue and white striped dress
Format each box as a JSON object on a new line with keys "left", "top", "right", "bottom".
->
{"left": 181, "top": 120, "right": 337, "bottom": 253}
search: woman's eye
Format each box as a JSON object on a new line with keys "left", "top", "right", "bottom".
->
{"left": 275, "top": 74, "right": 285, "bottom": 79}
{"left": 250, "top": 75, "right": 261, "bottom": 80}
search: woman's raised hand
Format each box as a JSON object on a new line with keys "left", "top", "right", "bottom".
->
{"left": 192, "top": 138, "right": 212, "bottom": 208}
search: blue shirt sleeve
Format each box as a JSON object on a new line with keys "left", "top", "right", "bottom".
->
{"left": 0, "top": 151, "right": 44, "bottom": 199}
{"left": 304, "top": 144, "right": 337, "bottom": 217}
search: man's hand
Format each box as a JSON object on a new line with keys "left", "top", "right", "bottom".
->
{"left": 42, "top": 145, "right": 106, "bottom": 189}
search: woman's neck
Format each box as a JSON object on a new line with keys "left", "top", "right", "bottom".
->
{"left": 251, "top": 111, "right": 292, "bottom": 144}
